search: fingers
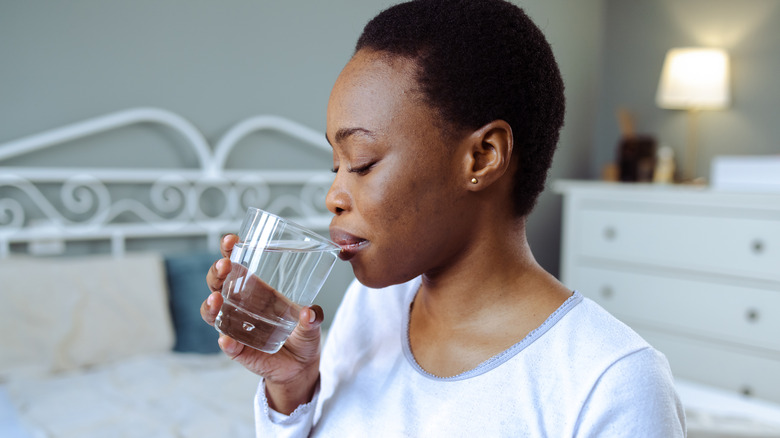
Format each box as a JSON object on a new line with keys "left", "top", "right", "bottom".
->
{"left": 207, "top": 234, "right": 237, "bottom": 293}
{"left": 218, "top": 334, "right": 245, "bottom": 359}
{"left": 221, "top": 233, "right": 239, "bottom": 258}
{"left": 207, "top": 257, "right": 232, "bottom": 293}
{"left": 201, "top": 291, "right": 223, "bottom": 325}
{"left": 204, "top": 244, "right": 232, "bottom": 326}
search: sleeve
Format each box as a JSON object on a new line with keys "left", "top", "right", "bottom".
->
{"left": 253, "top": 378, "right": 320, "bottom": 438}
{"left": 574, "top": 347, "right": 687, "bottom": 438}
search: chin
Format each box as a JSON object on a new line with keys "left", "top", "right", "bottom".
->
{"left": 352, "top": 263, "right": 418, "bottom": 290}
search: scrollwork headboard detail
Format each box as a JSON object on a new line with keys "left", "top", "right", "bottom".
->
{"left": 0, "top": 108, "right": 334, "bottom": 258}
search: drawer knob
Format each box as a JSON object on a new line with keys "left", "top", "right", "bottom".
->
{"left": 603, "top": 227, "right": 617, "bottom": 240}
{"left": 601, "top": 286, "right": 614, "bottom": 299}
{"left": 740, "top": 386, "right": 754, "bottom": 397}
{"left": 751, "top": 239, "right": 765, "bottom": 254}
{"left": 746, "top": 308, "right": 760, "bottom": 322}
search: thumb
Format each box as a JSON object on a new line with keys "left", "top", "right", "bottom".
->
{"left": 299, "top": 305, "right": 324, "bottom": 331}
{"left": 294, "top": 305, "right": 324, "bottom": 344}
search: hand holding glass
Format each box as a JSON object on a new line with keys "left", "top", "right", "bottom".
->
{"left": 215, "top": 207, "right": 339, "bottom": 353}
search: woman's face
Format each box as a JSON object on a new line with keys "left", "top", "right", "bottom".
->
{"left": 326, "top": 50, "right": 476, "bottom": 288}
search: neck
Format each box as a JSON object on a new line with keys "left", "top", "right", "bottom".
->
{"left": 408, "top": 212, "right": 571, "bottom": 377}
{"left": 415, "top": 215, "right": 557, "bottom": 326}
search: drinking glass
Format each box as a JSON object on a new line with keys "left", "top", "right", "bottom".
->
{"left": 215, "top": 207, "right": 339, "bottom": 353}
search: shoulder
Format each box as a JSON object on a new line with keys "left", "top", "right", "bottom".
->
{"left": 554, "top": 295, "right": 675, "bottom": 388}
{"left": 550, "top": 295, "right": 686, "bottom": 436}
{"left": 557, "top": 294, "right": 653, "bottom": 358}
{"left": 574, "top": 347, "right": 686, "bottom": 436}
{"left": 566, "top": 295, "right": 678, "bottom": 384}
{"left": 505, "top": 292, "right": 666, "bottom": 391}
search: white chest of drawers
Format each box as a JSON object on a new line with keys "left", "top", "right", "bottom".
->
{"left": 554, "top": 180, "right": 780, "bottom": 403}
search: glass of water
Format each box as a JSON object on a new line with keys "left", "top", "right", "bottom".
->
{"left": 215, "top": 207, "right": 340, "bottom": 353}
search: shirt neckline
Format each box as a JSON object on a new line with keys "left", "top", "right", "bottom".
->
{"left": 400, "top": 278, "right": 583, "bottom": 381}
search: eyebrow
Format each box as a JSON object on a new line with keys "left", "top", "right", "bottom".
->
{"left": 325, "top": 127, "right": 376, "bottom": 146}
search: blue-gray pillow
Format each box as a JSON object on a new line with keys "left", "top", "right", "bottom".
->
{"left": 164, "top": 252, "right": 222, "bottom": 353}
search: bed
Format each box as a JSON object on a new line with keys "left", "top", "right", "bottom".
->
{"left": 0, "top": 108, "right": 343, "bottom": 437}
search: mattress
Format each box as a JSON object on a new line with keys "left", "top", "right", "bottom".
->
{"left": 1, "top": 353, "right": 258, "bottom": 438}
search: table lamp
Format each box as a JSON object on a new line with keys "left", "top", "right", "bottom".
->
{"left": 656, "top": 47, "right": 730, "bottom": 181}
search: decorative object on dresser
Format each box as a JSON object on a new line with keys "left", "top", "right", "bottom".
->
{"left": 555, "top": 179, "right": 780, "bottom": 436}
{"left": 612, "top": 108, "right": 657, "bottom": 183}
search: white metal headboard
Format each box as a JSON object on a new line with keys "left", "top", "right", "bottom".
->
{"left": 0, "top": 108, "right": 334, "bottom": 258}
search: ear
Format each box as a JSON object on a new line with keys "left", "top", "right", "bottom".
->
{"left": 461, "top": 120, "right": 513, "bottom": 190}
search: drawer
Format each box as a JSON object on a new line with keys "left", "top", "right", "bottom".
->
{"left": 638, "top": 329, "right": 780, "bottom": 404}
{"left": 570, "top": 265, "right": 780, "bottom": 353}
{"left": 575, "top": 208, "right": 780, "bottom": 281}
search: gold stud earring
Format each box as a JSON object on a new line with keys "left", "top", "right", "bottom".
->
{"left": 471, "top": 177, "right": 478, "bottom": 184}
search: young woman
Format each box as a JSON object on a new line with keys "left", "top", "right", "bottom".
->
{"left": 202, "top": 1, "right": 686, "bottom": 435}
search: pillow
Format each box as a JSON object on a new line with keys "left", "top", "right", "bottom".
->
{"left": 164, "top": 252, "right": 222, "bottom": 354}
{"left": 0, "top": 253, "right": 175, "bottom": 380}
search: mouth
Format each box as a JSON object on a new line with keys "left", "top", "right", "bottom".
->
{"left": 330, "top": 228, "right": 369, "bottom": 261}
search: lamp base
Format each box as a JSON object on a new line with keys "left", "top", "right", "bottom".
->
{"left": 683, "top": 108, "right": 700, "bottom": 182}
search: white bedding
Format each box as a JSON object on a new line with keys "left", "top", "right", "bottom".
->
{"left": 0, "top": 253, "right": 259, "bottom": 438}
{"left": 2, "top": 353, "right": 258, "bottom": 438}
{"left": 677, "top": 379, "right": 780, "bottom": 438}
{"left": 0, "top": 254, "right": 174, "bottom": 380}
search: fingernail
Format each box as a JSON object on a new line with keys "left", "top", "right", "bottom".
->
{"left": 309, "top": 310, "right": 316, "bottom": 324}
{"left": 207, "top": 293, "right": 215, "bottom": 307}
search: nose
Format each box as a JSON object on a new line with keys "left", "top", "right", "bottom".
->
{"left": 325, "top": 172, "right": 350, "bottom": 215}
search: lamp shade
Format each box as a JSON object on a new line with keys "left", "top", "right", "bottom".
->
{"left": 656, "top": 48, "right": 730, "bottom": 110}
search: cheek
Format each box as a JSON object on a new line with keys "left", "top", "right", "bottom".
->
{"left": 363, "top": 170, "right": 428, "bottom": 224}
{"left": 349, "top": 165, "right": 462, "bottom": 286}
{"left": 365, "top": 172, "right": 453, "bottom": 255}
{"left": 356, "top": 157, "right": 416, "bottom": 219}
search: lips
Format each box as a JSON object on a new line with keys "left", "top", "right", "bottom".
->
{"left": 330, "top": 227, "right": 369, "bottom": 261}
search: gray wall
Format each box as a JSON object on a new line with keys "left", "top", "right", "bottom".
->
{"left": 0, "top": 1, "right": 605, "bottom": 292}
{"left": 0, "top": 1, "right": 397, "bottom": 145}
{"left": 522, "top": 0, "right": 604, "bottom": 276}
{"left": 593, "top": 0, "right": 780, "bottom": 179}
{"left": 6, "top": 0, "right": 779, "bottom": 288}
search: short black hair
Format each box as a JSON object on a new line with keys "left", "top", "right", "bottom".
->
{"left": 356, "top": 0, "right": 565, "bottom": 217}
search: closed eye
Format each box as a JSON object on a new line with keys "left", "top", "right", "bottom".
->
{"left": 349, "top": 161, "right": 377, "bottom": 175}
